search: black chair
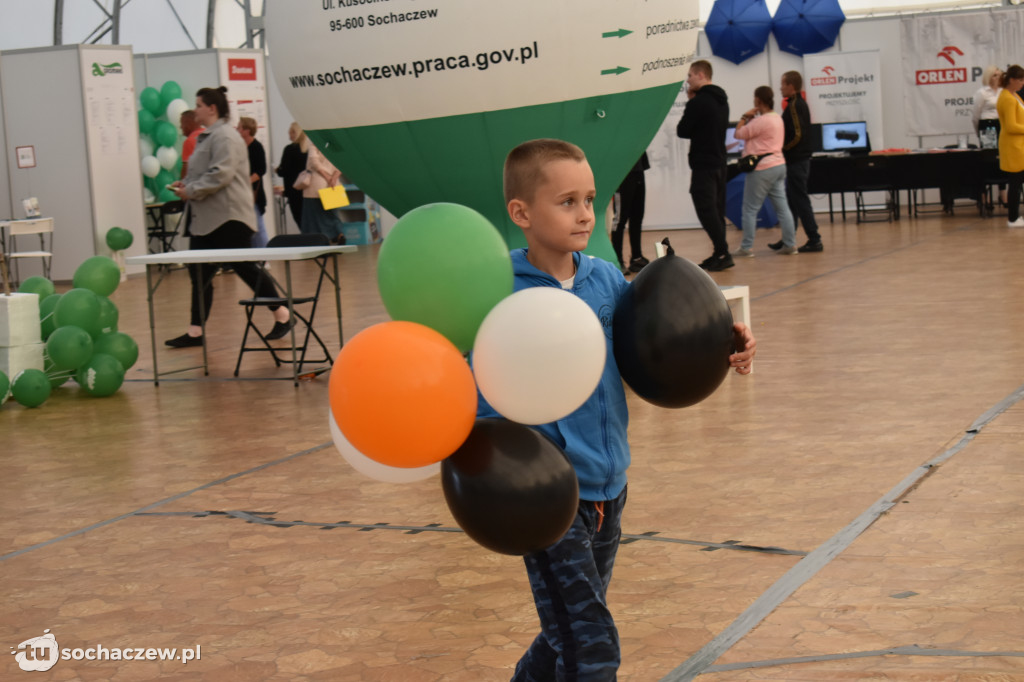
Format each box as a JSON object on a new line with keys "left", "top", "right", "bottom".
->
{"left": 852, "top": 156, "right": 895, "bottom": 223}
{"left": 148, "top": 200, "right": 184, "bottom": 253}
{"left": 233, "top": 233, "right": 334, "bottom": 377}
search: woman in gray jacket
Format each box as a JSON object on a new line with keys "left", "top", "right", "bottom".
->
{"left": 167, "top": 86, "right": 292, "bottom": 348}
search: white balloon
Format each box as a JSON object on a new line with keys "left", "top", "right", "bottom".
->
{"left": 143, "top": 188, "right": 155, "bottom": 203}
{"left": 165, "top": 98, "right": 189, "bottom": 124}
{"left": 139, "top": 136, "right": 154, "bottom": 158}
{"left": 473, "top": 287, "right": 606, "bottom": 425}
{"left": 328, "top": 410, "right": 440, "bottom": 483}
{"left": 156, "top": 145, "right": 179, "bottom": 170}
{"left": 140, "top": 155, "right": 161, "bottom": 178}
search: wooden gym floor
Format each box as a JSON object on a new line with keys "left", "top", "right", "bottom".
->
{"left": 2, "top": 207, "right": 1023, "bottom": 681}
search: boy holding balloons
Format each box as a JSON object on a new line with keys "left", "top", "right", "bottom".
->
{"left": 489, "top": 139, "right": 756, "bottom": 680}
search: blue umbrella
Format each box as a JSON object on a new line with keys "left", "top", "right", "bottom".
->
{"left": 704, "top": 0, "right": 773, "bottom": 66}
{"left": 772, "top": 0, "right": 845, "bottom": 56}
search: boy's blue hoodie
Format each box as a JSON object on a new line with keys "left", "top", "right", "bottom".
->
{"left": 476, "top": 249, "right": 631, "bottom": 502}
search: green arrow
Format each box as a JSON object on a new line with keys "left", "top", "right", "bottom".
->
{"left": 601, "top": 66, "right": 630, "bottom": 76}
{"left": 602, "top": 28, "right": 633, "bottom": 38}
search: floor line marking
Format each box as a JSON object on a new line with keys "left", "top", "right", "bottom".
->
{"left": 661, "top": 381, "right": 1024, "bottom": 682}
{"left": 703, "top": 644, "right": 1024, "bottom": 673}
{"left": 132, "top": 510, "right": 810, "bottom": 557}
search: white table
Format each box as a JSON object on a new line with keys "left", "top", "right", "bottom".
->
{"left": 126, "top": 245, "right": 356, "bottom": 386}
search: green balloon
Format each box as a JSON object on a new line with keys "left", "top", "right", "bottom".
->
{"left": 140, "top": 87, "right": 162, "bottom": 117}
{"left": 73, "top": 256, "right": 120, "bottom": 297}
{"left": 44, "top": 358, "right": 72, "bottom": 388}
{"left": 39, "top": 293, "right": 62, "bottom": 340}
{"left": 155, "top": 168, "right": 176, "bottom": 189}
{"left": 97, "top": 295, "right": 119, "bottom": 335}
{"left": 46, "top": 325, "right": 94, "bottom": 371}
{"left": 93, "top": 332, "right": 138, "bottom": 370}
{"left": 11, "top": 369, "right": 51, "bottom": 407}
{"left": 154, "top": 120, "right": 178, "bottom": 148}
{"left": 106, "top": 226, "right": 133, "bottom": 251}
{"left": 158, "top": 188, "right": 179, "bottom": 203}
{"left": 17, "top": 276, "right": 56, "bottom": 299}
{"left": 75, "top": 353, "right": 125, "bottom": 397}
{"left": 138, "top": 108, "right": 156, "bottom": 135}
{"left": 377, "top": 203, "right": 513, "bottom": 352}
{"left": 0, "top": 370, "right": 8, "bottom": 403}
{"left": 54, "top": 288, "right": 102, "bottom": 337}
{"left": 160, "top": 80, "right": 182, "bottom": 108}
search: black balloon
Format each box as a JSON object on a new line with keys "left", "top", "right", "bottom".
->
{"left": 441, "top": 419, "right": 579, "bottom": 556}
{"left": 612, "top": 239, "right": 734, "bottom": 408}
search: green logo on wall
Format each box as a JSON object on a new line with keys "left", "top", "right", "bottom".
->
{"left": 91, "top": 62, "right": 124, "bottom": 77}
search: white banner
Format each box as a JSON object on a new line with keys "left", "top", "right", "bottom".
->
{"left": 266, "top": 0, "right": 699, "bottom": 129}
{"left": 803, "top": 50, "right": 885, "bottom": 150}
{"left": 900, "top": 10, "right": 1024, "bottom": 136}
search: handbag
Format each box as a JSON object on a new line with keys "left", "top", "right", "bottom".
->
{"left": 737, "top": 153, "right": 770, "bottom": 173}
{"left": 293, "top": 170, "right": 312, "bottom": 190}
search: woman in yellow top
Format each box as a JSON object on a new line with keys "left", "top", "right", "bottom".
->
{"left": 997, "top": 64, "right": 1024, "bottom": 227}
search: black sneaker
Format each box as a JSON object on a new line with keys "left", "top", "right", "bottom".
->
{"left": 698, "top": 255, "right": 717, "bottom": 269}
{"left": 628, "top": 256, "right": 650, "bottom": 273}
{"left": 704, "top": 253, "right": 735, "bottom": 271}
{"left": 165, "top": 333, "right": 203, "bottom": 348}
{"left": 265, "top": 318, "right": 297, "bottom": 340}
{"left": 768, "top": 240, "right": 784, "bottom": 251}
{"left": 798, "top": 240, "right": 824, "bottom": 253}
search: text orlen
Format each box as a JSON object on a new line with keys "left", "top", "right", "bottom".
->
{"left": 916, "top": 68, "right": 967, "bottom": 85}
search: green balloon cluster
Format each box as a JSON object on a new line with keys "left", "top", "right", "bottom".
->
{"left": 2, "top": 263, "right": 139, "bottom": 410}
{"left": 138, "top": 79, "right": 185, "bottom": 202}
{"left": 106, "top": 226, "right": 134, "bottom": 251}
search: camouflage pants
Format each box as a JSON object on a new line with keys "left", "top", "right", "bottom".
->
{"left": 512, "top": 486, "right": 627, "bottom": 682}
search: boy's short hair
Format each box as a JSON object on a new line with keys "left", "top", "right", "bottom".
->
{"left": 690, "top": 59, "right": 713, "bottom": 80}
{"left": 503, "top": 139, "right": 587, "bottom": 204}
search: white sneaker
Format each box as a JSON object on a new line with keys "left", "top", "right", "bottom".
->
{"left": 1008, "top": 217, "right": 1024, "bottom": 228}
{"left": 734, "top": 248, "right": 755, "bottom": 258}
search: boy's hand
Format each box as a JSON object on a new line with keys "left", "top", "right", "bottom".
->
{"left": 729, "top": 322, "right": 756, "bottom": 375}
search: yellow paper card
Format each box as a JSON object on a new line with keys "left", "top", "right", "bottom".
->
{"left": 319, "top": 185, "right": 350, "bottom": 210}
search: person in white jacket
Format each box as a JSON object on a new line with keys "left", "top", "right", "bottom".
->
{"left": 973, "top": 65, "right": 1006, "bottom": 208}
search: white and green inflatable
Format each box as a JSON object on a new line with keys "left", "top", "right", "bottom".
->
{"left": 266, "top": 0, "right": 698, "bottom": 261}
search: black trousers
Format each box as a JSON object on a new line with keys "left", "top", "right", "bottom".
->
{"left": 613, "top": 171, "right": 645, "bottom": 265}
{"left": 785, "top": 158, "right": 821, "bottom": 242}
{"left": 1007, "top": 170, "right": 1024, "bottom": 222}
{"left": 285, "top": 189, "right": 304, "bottom": 227}
{"left": 188, "top": 220, "right": 280, "bottom": 327}
{"left": 690, "top": 166, "right": 729, "bottom": 256}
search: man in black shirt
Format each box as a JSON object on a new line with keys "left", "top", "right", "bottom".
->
{"left": 771, "top": 71, "right": 823, "bottom": 253}
{"left": 677, "top": 60, "right": 733, "bottom": 271}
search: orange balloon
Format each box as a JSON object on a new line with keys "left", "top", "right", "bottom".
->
{"left": 329, "top": 321, "right": 477, "bottom": 468}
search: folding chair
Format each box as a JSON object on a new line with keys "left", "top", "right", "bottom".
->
{"left": 148, "top": 200, "right": 184, "bottom": 254}
{"left": 2, "top": 217, "right": 54, "bottom": 287}
{"left": 233, "top": 233, "right": 334, "bottom": 377}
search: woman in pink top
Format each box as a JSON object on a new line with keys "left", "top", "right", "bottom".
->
{"left": 733, "top": 86, "right": 798, "bottom": 256}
